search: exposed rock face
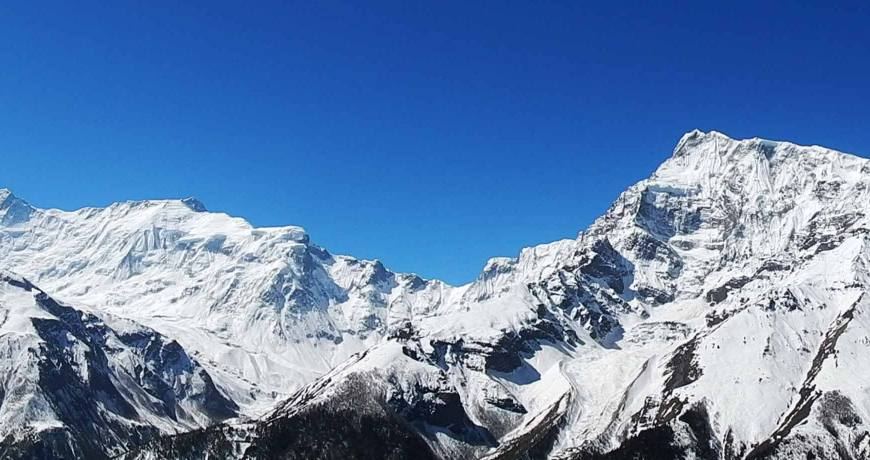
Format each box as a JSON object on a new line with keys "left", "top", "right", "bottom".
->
{"left": 5, "top": 130, "right": 870, "bottom": 459}
{"left": 0, "top": 271, "right": 237, "bottom": 459}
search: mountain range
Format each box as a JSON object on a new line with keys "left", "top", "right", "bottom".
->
{"left": 2, "top": 130, "right": 870, "bottom": 459}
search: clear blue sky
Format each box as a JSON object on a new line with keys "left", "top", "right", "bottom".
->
{"left": 1, "top": 2, "right": 869, "bottom": 284}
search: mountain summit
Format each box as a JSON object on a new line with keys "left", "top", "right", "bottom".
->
{"left": 2, "top": 131, "right": 870, "bottom": 459}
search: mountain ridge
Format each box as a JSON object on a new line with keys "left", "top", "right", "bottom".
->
{"left": 3, "top": 130, "right": 870, "bottom": 459}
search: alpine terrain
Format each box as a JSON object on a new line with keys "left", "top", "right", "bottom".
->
{"left": 2, "top": 130, "right": 870, "bottom": 459}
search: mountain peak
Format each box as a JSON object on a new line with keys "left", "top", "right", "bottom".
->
{"left": 0, "top": 188, "right": 34, "bottom": 225}
{"left": 181, "top": 196, "right": 207, "bottom": 212}
{"left": 671, "top": 129, "right": 738, "bottom": 157}
{"left": 0, "top": 187, "right": 17, "bottom": 204}
{"left": 660, "top": 130, "right": 869, "bottom": 192}
{"left": 670, "top": 129, "right": 867, "bottom": 164}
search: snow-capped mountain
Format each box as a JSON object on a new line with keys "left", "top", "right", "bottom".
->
{"left": 0, "top": 270, "right": 237, "bottom": 459}
{"left": 3, "top": 130, "right": 870, "bottom": 459}
{"left": 0, "top": 187, "right": 453, "bottom": 414}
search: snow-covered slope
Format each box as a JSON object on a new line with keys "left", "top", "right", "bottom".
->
{"left": 0, "top": 189, "right": 455, "bottom": 414}
{"left": 4, "top": 130, "right": 870, "bottom": 459}
{"left": 0, "top": 270, "right": 238, "bottom": 459}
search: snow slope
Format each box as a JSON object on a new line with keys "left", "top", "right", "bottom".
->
{"left": 0, "top": 271, "right": 238, "bottom": 459}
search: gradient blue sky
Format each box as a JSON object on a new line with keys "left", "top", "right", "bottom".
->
{"left": 2, "top": 2, "right": 869, "bottom": 284}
